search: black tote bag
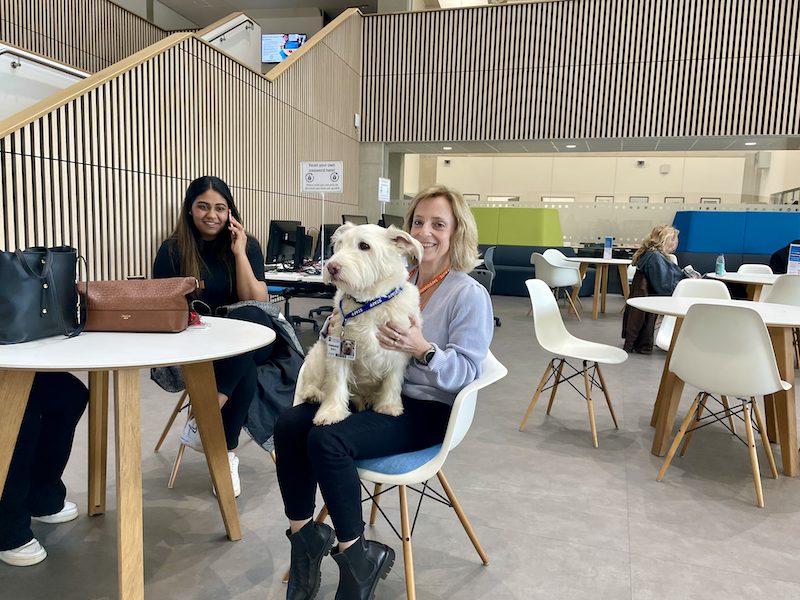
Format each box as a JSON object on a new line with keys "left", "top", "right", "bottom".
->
{"left": 0, "top": 246, "right": 82, "bottom": 344}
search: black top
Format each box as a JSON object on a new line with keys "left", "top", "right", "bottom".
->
{"left": 153, "top": 236, "right": 266, "bottom": 312}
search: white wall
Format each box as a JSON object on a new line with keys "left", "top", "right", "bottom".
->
{"left": 433, "top": 154, "right": 749, "bottom": 204}
{"left": 759, "top": 151, "right": 800, "bottom": 200}
{"left": 0, "top": 46, "right": 87, "bottom": 122}
{"left": 110, "top": 0, "right": 197, "bottom": 30}
{"left": 201, "top": 15, "right": 262, "bottom": 72}
{"left": 244, "top": 8, "right": 324, "bottom": 73}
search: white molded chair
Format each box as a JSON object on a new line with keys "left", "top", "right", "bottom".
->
{"left": 760, "top": 274, "right": 800, "bottom": 366}
{"left": 657, "top": 304, "right": 790, "bottom": 507}
{"left": 519, "top": 279, "right": 628, "bottom": 447}
{"left": 301, "top": 352, "right": 508, "bottom": 599}
{"left": 737, "top": 264, "right": 774, "bottom": 274}
{"left": 531, "top": 251, "right": 583, "bottom": 321}
{"left": 655, "top": 279, "right": 731, "bottom": 352}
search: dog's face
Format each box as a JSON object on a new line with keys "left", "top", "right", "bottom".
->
{"left": 324, "top": 223, "right": 423, "bottom": 299}
{"left": 340, "top": 339, "right": 355, "bottom": 356}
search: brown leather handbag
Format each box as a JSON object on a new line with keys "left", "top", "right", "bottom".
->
{"left": 78, "top": 277, "right": 200, "bottom": 333}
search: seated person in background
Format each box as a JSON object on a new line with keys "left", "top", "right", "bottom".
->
{"left": 0, "top": 373, "right": 87, "bottom": 567}
{"left": 153, "top": 175, "right": 270, "bottom": 497}
{"left": 769, "top": 239, "right": 800, "bottom": 274}
{"left": 622, "top": 224, "right": 689, "bottom": 354}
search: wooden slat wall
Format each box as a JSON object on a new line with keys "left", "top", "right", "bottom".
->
{"left": 362, "top": 0, "right": 800, "bottom": 141}
{"left": 0, "top": 0, "right": 171, "bottom": 73}
{"left": 0, "top": 13, "right": 362, "bottom": 279}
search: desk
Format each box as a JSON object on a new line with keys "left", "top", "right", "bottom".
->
{"left": 565, "top": 257, "right": 632, "bottom": 320}
{"left": 706, "top": 272, "right": 778, "bottom": 301}
{"left": 0, "top": 318, "right": 275, "bottom": 600}
{"left": 627, "top": 296, "right": 799, "bottom": 476}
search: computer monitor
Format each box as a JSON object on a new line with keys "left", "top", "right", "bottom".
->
{"left": 314, "top": 223, "right": 341, "bottom": 261}
{"left": 341, "top": 214, "right": 368, "bottom": 225}
{"left": 380, "top": 214, "right": 405, "bottom": 229}
{"left": 266, "top": 220, "right": 302, "bottom": 263}
{"left": 293, "top": 226, "right": 308, "bottom": 271}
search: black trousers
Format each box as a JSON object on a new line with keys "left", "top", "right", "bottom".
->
{"left": 274, "top": 397, "right": 451, "bottom": 542}
{"left": 214, "top": 306, "right": 274, "bottom": 450}
{"left": 0, "top": 372, "right": 88, "bottom": 551}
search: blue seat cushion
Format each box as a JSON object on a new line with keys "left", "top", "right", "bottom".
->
{"left": 268, "top": 285, "right": 287, "bottom": 294}
{"left": 355, "top": 444, "right": 442, "bottom": 475}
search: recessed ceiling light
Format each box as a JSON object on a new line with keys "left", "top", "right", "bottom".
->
{"left": 443, "top": 146, "right": 453, "bottom": 150}
{"left": 744, "top": 141, "right": 757, "bottom": 146}
{"left": 565, "top": 144, "right": 577, "bottom": 149}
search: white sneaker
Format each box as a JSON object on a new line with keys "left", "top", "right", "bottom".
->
{"left": 0, "top": 538, "right": 47, "bottom": 566}
{"left": 212, "top": 451, "right": 241, "bottom": 498}
{"left": 179, "top": 418, "right": 204, "bottom": 453}
{"left": 31, "top": 500, "right": 78, "bottom": 524}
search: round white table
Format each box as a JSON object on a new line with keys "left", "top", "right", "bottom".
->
{"left": 564, "top": 257, "right": 632, "bottom": 319}
{"left": 0, "top": 317, "right": 275, "bottom": 600}
{"left": 705, "top": 272, "right": 778, "bottom": 301}
{"left": 627, "top": 296, "right": 800, "bottom": 476}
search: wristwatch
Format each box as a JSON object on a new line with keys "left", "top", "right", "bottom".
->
{"left": 419, "top": 345, "right": 436, "bottom": 366}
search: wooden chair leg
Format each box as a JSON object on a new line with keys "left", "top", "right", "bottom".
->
{"left": 167, "top": 443, "right": 187, "bottom": 489}
{"left": 582, "top": 363, "right": 598, "bottom": 448}
{"left": 519, "top": 359, "right": 555, "bottom": 431}
{"left": 369, "top": 483, "right": 382, "bottom": 526}
{"left": 437, "top": 471, "right": 488, "bottom": 565}
{"left": 154, "top": 391, "right": 189, "bottom": 453}
{"left": 720, "top": 395, "right": 736, "bottom": 435}
{"left": 269, "top": 449, "right": 277, "bottom": 464}
{"left": 594, "top": 364, "right": 618, "bottom": 428}
{"left": 680, "top": 393, "right": 708, "bottom": 457}
{"left": 751, "top": 398, "right": 778, "bottom": 479}
{"left": 545, "top": 359, "right": 565, "bottom": 415}
{"left": 398, "top": 485, "right": 416, "bottom": 600}
{"left": 743, "top": 401, "right": 765, "bottom": 508}
{"left": 564, "top": 290, "right": 581, "bottom": 322}
{"left": 657, "top": 393, "right": 702, "bottom": 481}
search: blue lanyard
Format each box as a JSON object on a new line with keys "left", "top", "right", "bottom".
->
{"left": 340, "top": 287, "right": 403, "bottom": 326}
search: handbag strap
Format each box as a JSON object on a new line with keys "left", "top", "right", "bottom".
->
{"left": 14, "top": 248, "right": 52, "bottom": 280}
{"left": 48, "top": 253, "right": 86, "bottom": 339}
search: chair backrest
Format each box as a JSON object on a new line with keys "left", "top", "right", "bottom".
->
{"left": 654, "top": 278, "right": 731, "bottom": 351}
{"left": 542, "top": 248, "right": 570, "bottom": 267}
{"left": 483, "top": 246, "right": 497, "bottom": 276}
{"left": 738, "top": 263, "right": 774, "bottom": 275}
{"left": 532, "top": 253, "right": 580, "bottom": 288}
{"left": 669, "top": 303, "right": 786, "bottom": 396}
{"left": 525, "top": 278, "right": 572, "bottom": 353}
{"left": 761, "top": 274, "right": 800, "bottom": 306}
{"left": 469, "top": 268, "right": 494, "bottom": 293}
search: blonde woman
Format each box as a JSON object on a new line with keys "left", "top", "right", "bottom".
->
{"left": 623, "top": 224, "right": 689, "bottom": 353}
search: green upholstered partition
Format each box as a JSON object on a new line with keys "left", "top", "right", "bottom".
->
{"left": 471, "top": 207, "right": 562, "bottom": 246}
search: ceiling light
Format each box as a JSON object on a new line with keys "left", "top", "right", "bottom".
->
{"left": 744, "top": 141, "right": 757, "bottom": 146}
{"left": 443, "top": 146, "right": 453, "bottom": 150}
{"left": 565, "top": 144, "right": 577, "bottom": 149}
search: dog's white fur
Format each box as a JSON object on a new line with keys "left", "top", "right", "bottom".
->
{"left": 295, "top": 223, "right": 424, "bottom": 425}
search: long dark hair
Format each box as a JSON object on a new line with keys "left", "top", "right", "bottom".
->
{"left": 169, "top": 176, "right": 243, "bottom": 284}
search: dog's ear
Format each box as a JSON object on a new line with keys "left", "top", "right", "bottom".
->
{"left": 386, "top": 226, "right": 423, "bottom": 263}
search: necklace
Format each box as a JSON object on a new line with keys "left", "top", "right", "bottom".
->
{"left": 409, "top": 265, "right": 450, "bottom": 295}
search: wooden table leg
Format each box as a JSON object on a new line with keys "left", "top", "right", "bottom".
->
{"left": 182, "top": 361, "right": 242, "bottom": 541}
{"left": 651, "top": 375, "right": 686, "bottom": 456}
{"left": 592, "top": 266, "right": 602, "bottom": 320}
{"left": 114, "top": 369, "right": 144, "bottom": 600}
{"left": 88, "top": 371, "right": 109, "bottom": 516}
{"left": 618, "top": 264, "right": 631, "bottom": 299}
{"left": 0, "top": 370, "right": 35, "bottom": 494}
{"left": 650, "top": 318, "right": 683, "bottom": 427}
{"left": 768, "top": 326, "right": 798, "bottom": 476}
{"left": 600, "top": 265, "right": 609, "bottom": 315}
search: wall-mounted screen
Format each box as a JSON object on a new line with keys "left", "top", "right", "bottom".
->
{"left": 261, "top": 34, "right": 307, "bottom": 63}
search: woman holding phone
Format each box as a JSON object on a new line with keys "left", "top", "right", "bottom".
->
{"left": 153, "top": 176, "right": 269, "bottom": 496}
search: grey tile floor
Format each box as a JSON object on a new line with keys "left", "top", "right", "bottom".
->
{"left": 3, "top": 294, "right": 800, "bottom": 599}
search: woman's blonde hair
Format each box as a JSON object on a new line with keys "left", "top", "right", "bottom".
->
{"left": 631, "top": 224, "right": 679, "bottom": 265}
{"left": 403, "top": 185, "right": 479, "bottom": 272}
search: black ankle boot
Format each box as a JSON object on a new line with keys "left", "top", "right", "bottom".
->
{"left": 286, "top": 521, "right": 336, "bottom": 600}
{"left": 331, "top": 536, "right": 395, "bottom": 600}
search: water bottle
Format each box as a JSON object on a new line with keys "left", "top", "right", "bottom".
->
{"left": 715, "top": 254, "right": 726, "bottom": 276}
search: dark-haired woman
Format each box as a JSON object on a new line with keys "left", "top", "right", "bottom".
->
{"left": 153, "top": 176, "right": 269, "bottom": 496}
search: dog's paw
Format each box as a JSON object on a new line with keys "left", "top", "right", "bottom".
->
{"left": 372, "top": 401, "right": 404, "bottom": 417}
{"left": 296, "top": 384, "right": 324, "bottom": 404}
{"left": 313, "top": 404, "right": 350, "bottom": 426}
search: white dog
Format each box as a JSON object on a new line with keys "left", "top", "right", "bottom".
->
{"left": 295, "top": 223, "right": 424, "bottom": 425}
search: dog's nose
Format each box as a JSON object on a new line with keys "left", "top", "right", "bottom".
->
{"left": 326, "top": 262, "right": 340, "bottom": 277}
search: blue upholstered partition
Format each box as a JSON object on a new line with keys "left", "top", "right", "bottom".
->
{"left": 673, "top": 211, "right": 746, "bottom": 254}
{"left": 743, "top": 212, "right": 800, "bottom": 254}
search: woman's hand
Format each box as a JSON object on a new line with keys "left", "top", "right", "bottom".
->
{"left": 377, "top": 314, "right": 429, "bottom": 359}
{"left": 229, "top": 213, "right": 247, "bottom": 257}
